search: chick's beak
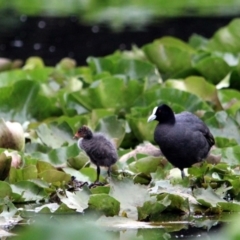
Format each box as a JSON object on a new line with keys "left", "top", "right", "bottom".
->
{"left": 147, "top": 114, "right": 156, "bottom": 122}
{"left": 73, "top": 132, "right": 80, "bottom": 139}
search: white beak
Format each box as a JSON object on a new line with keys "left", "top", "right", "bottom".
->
{"left": 147, "top": 114, "right": 156, "bottom": 122}
{"left": 147, "top": 106, "right": 158, "bottom": 122}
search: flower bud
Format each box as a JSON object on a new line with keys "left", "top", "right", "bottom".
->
{"left": 0, "top": 119, "right": 25, "bottom": 151}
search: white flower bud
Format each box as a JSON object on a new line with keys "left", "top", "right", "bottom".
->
{"left": 0, "top": 119, "right": 25, "bottom": 151}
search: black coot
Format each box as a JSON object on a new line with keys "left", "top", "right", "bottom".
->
{"left": 74, "top": 125, "right": 118, "bottom": 182}
{"left": 147, "top": 104, "right": 215, "bottom": 178}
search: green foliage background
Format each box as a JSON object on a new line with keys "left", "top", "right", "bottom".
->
{"left": 0, "top": 14, "right": 240, "bottom": 239}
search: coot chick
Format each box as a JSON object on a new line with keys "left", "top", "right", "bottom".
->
{"left": 147, "top": 104, "right": 215, "bottom": 178}
{"left": 74, "top": 125, "right": 118, "bottom": 183}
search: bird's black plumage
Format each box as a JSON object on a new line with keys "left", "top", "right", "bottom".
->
{"left": 148, "top": 104, "right": 215, "bottom": 178}
{"left": 74, "top": 125, "right": 118, "bottom": 182}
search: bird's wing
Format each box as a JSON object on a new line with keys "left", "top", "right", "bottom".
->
{"left": 176, "top": 112, "right": 215, "bottom": 147}
{"left": 90, "top": 135, "right": 117, "bottom": 159}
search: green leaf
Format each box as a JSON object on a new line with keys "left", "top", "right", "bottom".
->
{"left": 143, "top": 37, "right": 195, "bottom": 76}
{"left": 129, "top": 156, "right": 164, "bottom": 174}
{"left": 110, "top": 179, "right": 151, "bottom": 220}
{"left": 59, "top": 190, "right": 89, "bottom": 213}
{"left": 218, "top": 202, "right": 240, "bottom": 212}
{"left": 11, "top": 181, "right": 47, "bottom": 202}
{"left": 88, "top": 193, "right": 120, "bottom": 216}
{"left": 95, "top": 115, "right": 126, "bottom": 147}
{"left": 67, "top": 152, "right": 89, "bottom": 170}
{"left": 214, "top": 137, "right": 238, "bottom": 148}
{"left": 30, "top": 144, "right": 79, "bottom": 165}
{"left": 218, "top": 89, "right": 240, "bottom": 115}
{"left": 38, "top": 170, "right": 71, "bottom": 184}
{"left": 36, "top": 122, "right": 75, "bottom": 149}
{"left": 193, "top": 56, "right": 230, "bottom": 84}
{"left": 137, "top": 196, "right": 167, "bottom": 221}
{"left": 90, "top": 186, "right": 110, "bottom": 194}
{"left": 23, "top": 57, "right": 45, "bottom": 69}
{"left": 88, "top": 56, "right": 161, "bottom": 86}
{"left": 212, "top": 145, "right": 240, "bottom": 165}
{"left": 164, "top": 76, "right": 219, "bottom": 107}
{"left": 90, "top": 109, "right": 115, "bottom": 127}
{"left": 63, "top": 167, "right": 91, "bottom": 183}
{"left": 0, "top": 80, "right": 61, "bottom": 121}
{"left": 207, "top": 19, "right": 240, "bottom": 52}
{"left": 0, "top": 181, "right": 12, "bottom": 198}
{"left": 193, "top": 187, "right": 223, "bottom": 208}
{"left": 206, "top": 111, "right": 240, "bottom": 144}
{"left": 138, "top": 87, "right": 212, "bottom": 112}
{"left": 9, "top": 165, "right": 38, "bottom": 183}
{"left": 75, "top": 76, "right": 144, "bottom": 113}
{"left": 189, "top": 34, "right": 208, "bottom": 49}
{"left": 156, "top": 193, "right": 189, "bottom": 213}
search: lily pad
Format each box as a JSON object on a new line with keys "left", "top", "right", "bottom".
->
{"left": 88, "top": 193, "right": 120, "bottom": 216}
{"left": 143, "top": 37, "right": 195, "bottom": 76}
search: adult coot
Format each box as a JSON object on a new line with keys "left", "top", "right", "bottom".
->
{"left": 74, "top": 125, "right": 118, "bottom": 183}
{"left": 147, "top": 104, "right": 215, "bottom": 178}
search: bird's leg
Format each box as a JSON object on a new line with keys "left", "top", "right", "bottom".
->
{"left": 89, "top": 165, "right": 104, "bottom": 188}
{"left": 107, "top": 166, "right": 111, "bottom": 178}
{"left": 96, "top": 164, "right": 100, "bottom": 182}
{"left": 181, "top": 169, "right": 185, "bottom": 179}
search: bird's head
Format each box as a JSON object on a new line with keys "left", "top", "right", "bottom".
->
{"left": 74, "top": 125, "right": 93, "bottom": 139}
{"left": 147, "top": 104, "right": 175, "bottom": 123}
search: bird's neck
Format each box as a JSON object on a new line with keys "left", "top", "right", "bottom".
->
{"left": 84, "top": 130, "right": 93, "bottom": 139}
{"left": 159, "top": 112, "right": 176, "bottom": 124}
{"left": 84, "top": 133, "right": 93, "bottom": 139}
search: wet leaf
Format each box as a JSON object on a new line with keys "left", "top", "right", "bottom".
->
{"left": 59, "top": 190, "right": 89, "bottom": 213}
{"left": 193, "top": 187, "right": 223, "bottom": 208}
{"left": 110, "top": 179, "right": 151, "bottom": 220}
{"left": 11, "top": 181, "right": 47, "bottom": 202}
{"left": 88, "top": 194, "right": 120, "bottom": 216}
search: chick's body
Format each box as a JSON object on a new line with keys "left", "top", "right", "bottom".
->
{"left": 79, "top": 133, "right": 118, "bottom": 168}
{"left": 75, "top": 126, "right": 118, "bottom": 182}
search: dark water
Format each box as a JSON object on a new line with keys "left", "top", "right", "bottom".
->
{"left": 0, "top": 16, "right": 234, "bottom": 66}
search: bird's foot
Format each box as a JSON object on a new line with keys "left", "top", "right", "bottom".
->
{"left": 89, "top": 181, "right": 105, "bottom": 188}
